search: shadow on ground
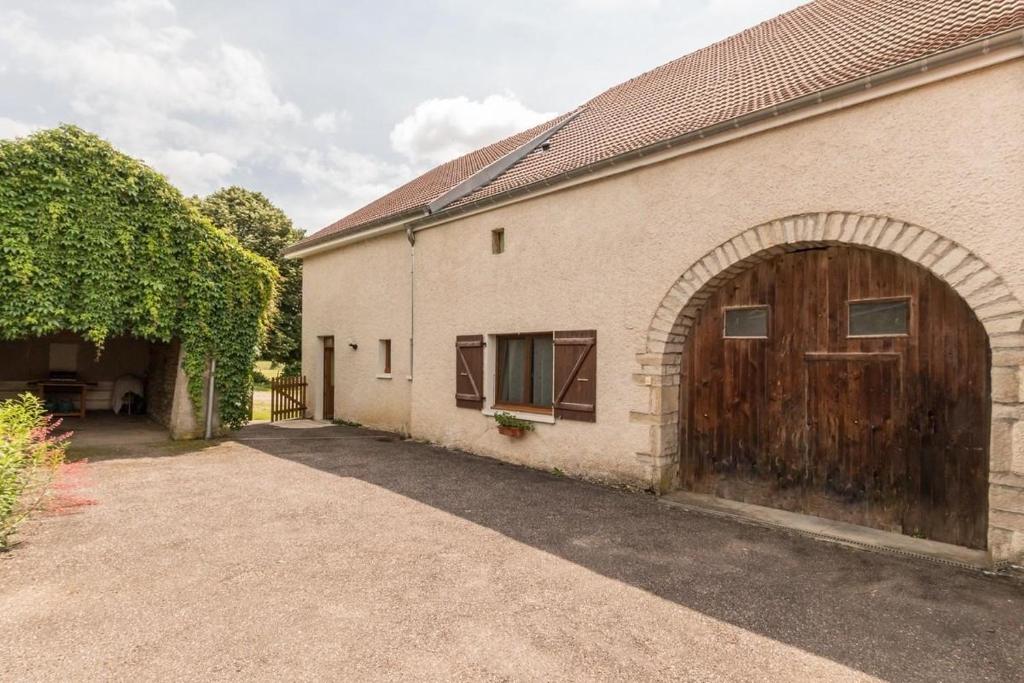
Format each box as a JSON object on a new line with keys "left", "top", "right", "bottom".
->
{"left": 234, "top": 422, "right": 1024, "bottom": 681}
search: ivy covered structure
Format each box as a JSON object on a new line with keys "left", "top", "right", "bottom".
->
{"left": 0, "top": 126, "right": 276, "bottom": 437}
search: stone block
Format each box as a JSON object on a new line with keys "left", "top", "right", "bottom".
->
{"left": 891, "top": 225, "right": 922, "bottom": 254}
{"left": 919, "top": 238, "right": 952, "bottom": 268}
{"left": 680, "top": 268, "right": 706, "bottom": 289}
{"left": 629, "top": 411, "right": 661, "bottom": 425}
{"left": 945, "top": 256, "right": 985, "bottom": 287}
{"left": 993, "top": 348, "right": 1024, "bottom": 369}
{"left": 719, "top": 243, "right": 740, "bottom": 267}
{"left": 988, "top": 527, "right": 1021, "bottom": 563}
{"left": 990, "top": 333, "right": 1024, "bottom": 350}
{"left": 992, "top": 366, "right": 1020, "bottom": 403}
{"left": 966, "top": 285, "right": 1010, "bottom": 310}
{"left": 983, "top": 315, "right": 1024, "bottom": 336}
{"left": 904, "top": 232, "right": 940, "bottom": 262}
{"left": 823, "top": 213, "right": 846, "bottom": 241}
{"left": 989, "top": 509, "right": 1024, "bottom": 536}
{"left": 651, "top": 387, "right": 680, "bottom": 415}
{"left": 742, "top": 229, "right": 763, "bottom": 254}
{"left": 730, "top": 235, "right": 752, "bottom": 260}
{"left": 991, "top": 483, "right": 1024, "bottom": 515}
{"left": 874, "top": 220, "right": 904, "bottom": 250}
{"left": 1014, "top": 421, "right": 1024, "bottom": 475}
{"left": 932, "top": 245, "right": 970, "bottom": 278}
{"left": 990, "top": 419, "right": 1014, "bottom": 472}
{"left": 837, "top": 214, "right": 859, "bottom": 242}
{"left": 808, "top": 213, "right": 828, "bottom": 241}
{"left": 782, "top": 218, "right": 799, "bottom": 244}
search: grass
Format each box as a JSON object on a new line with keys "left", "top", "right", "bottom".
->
{"left": 251, "top": 360, "right": 281, "bottom": 420}
{"left": 255, "top": 360, "right": 283, "bottom": 381}
{"left": 251, "top": 390, "right": 271, "bottom": 421}
{"left": 253, "top": 360, "right": 283, "bottom": 392}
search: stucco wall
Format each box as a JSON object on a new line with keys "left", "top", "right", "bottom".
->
{"left": 301, "top": 229, "right": 412, "bottom": 431}
{"left": 301, "top": 59, "right": 1024, "bottom": 487}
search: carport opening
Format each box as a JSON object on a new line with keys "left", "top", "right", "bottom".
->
{"left": 0, "top": 331, "right": 182, "bottom": 444}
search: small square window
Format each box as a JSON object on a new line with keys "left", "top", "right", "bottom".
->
{"left": 378, "top": 339, "right": 392, "bottom": 376}
{"left": 848, "top": 298, "right": 910, "bottom": 337}
{"left": 491, "top": 228, "right": 505, "bottom": 254}
{"left": 724, "top": 306, "right": 769, "bottom": 339}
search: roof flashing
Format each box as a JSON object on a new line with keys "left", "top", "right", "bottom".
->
{"left": 424, "top": 109, "right": 583, "bottom": 215}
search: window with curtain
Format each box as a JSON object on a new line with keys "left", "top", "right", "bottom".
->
{"left": 496, "top": 333, "right": 553, "bottom": 411}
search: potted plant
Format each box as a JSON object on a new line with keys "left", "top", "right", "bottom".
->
{"left": 494, "top": 411, "right": 535, "bottom": 438}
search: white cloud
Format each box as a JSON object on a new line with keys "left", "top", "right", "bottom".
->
{"left": 311, "top": 111, "right": 350, "bottom": 134}
{"left": 106, "top": 0, "right": 176, "bottom": 16}
{"left": 568, "top": 0, "right": 661, "bottom": 10}
{"left": 0, "top": 8, "right": 302, "bottom": 150}
{"left": 390, "top": 93, "right": 555, "bottom": 166}
{"left": 280, "top": 146, "right": 414, "bottom": 230}
{"left": 147, "top": 149, "right": 236, "bottom": 194}
{"left": 0, "top": 1, "right": 377, "bottom": 231}
{"left": 0, "top": 117, "right": 41, "bottom": 139}
{"left": 706, "top": 0, "right": 808, "bottom": 25}
{"left": 285, "top": 146, "right": 408, "bottom": 195}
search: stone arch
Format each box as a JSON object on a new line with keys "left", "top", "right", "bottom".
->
{"left": 633, "top": 212, "right": 1024, "bottom": 562}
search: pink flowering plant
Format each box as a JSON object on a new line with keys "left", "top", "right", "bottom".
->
{"left": 0, "top": 393, "right": 70, "bottom": 547}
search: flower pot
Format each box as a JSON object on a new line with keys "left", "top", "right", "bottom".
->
{"left": 497, "top": 425, "right": 525, "bottom": 438}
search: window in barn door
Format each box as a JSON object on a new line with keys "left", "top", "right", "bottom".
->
{"left": 723, "top": 306, "right": 769, "bottom": 338}
{"left": 848, "top": 297, "right": 910, "bottom": 337}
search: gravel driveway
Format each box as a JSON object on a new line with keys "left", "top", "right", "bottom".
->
{"left": 1, "top": 422, "right": 1022, "bottom": 681}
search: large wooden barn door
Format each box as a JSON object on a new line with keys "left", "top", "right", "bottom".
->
{"left": 679, "top": 246, "right": 990, "bottom": 548}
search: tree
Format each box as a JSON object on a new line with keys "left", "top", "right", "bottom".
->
{"left": 198, "top": 187, "right": 303, "bottom": 366}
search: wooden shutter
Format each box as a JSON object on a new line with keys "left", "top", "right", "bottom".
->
{"left": 455, "top": 335, "right": 485, "bottom": 409}
{"left": 553, "top": 330, "right": 596, "bottom": 422}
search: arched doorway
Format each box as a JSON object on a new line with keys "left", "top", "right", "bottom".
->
{"left": 678, "top": 245, "right": 989, "bottom": 548}
{"left": 634, "top": 213, "right": 1024, "bottom": 561}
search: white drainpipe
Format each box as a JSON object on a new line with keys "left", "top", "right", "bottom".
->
{"left": 204, "top": 357, "right": 216, "bottom": 439}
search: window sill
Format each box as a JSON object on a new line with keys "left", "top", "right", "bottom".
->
{"left": 483, "top": 406, "right": 555, "bottom": 425}
{"left": 376, "top": 373, "right": 393, "bottom": 380}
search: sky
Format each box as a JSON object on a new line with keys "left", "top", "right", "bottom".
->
{"left": 0, "top": 0, "right": 807, "bottom": 233}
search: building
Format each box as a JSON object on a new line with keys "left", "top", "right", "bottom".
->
{"left": 286, "top": 1, "right": 1024, "bottom": 563}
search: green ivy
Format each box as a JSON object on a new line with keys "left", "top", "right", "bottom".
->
{"left": 0, "top": 126, "right": 277, "bottom": 430}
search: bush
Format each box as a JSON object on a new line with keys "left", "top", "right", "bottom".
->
{"left": 0, "top": 394, "right": 69, "bottom": 547}
{"left": 252, "top": 368, "right": 271, "bottom": 389}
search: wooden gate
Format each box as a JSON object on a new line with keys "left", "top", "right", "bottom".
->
{"left": 270, "top": 375, "right": 307, "bottom": 422}
{"left": 679, "top": 245, "right": 990, "bottom": 548}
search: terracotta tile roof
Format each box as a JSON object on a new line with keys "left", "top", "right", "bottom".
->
{"left": 295, "top": 114, "right": 572, "bottom": 246}
{"left": 296, "top": 0, "right": 1024, "bottom": 250}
